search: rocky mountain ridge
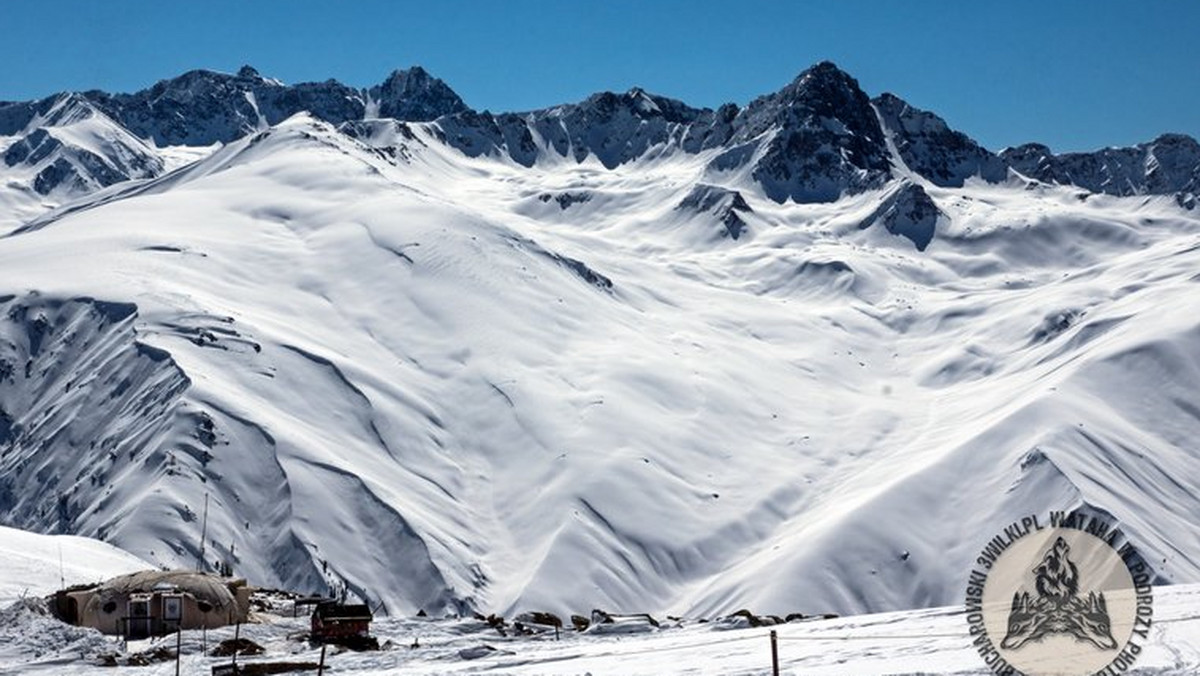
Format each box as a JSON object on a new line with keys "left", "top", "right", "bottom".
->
{"left": 2, "top": 62, "right": 1196, "bottom": 210}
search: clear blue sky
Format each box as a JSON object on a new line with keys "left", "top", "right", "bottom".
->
{"left": 4, "top": 0, "right": 1197, "bottom": 152}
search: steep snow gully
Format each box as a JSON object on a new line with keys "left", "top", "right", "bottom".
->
{"left": 0, "top": 62, "right": 1198, "bottom": 621}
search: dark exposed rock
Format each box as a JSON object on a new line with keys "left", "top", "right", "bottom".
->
{"left": 734, "top": 61, "right": 892, "bottom": 203}
{"left": 70, "top": 66, "right": 464, "bottom": 147}
{"left": 677, "top": 184, "right": 754, "bottom": 240}
{"left": 537, "top": 192, "right": 592, "bottom": 209}
{"left": 369, "top": 66, "right": 468, "bottom": 122}
{"left": 874, "top": 92, "right": 1007, "bottom": 187}
{"left": 589, "top": 608, "right": 660, "bottom": 627}
{"left": 3, "top": 96, "right": 163, "bottom": 196}
{"left": 1001, "top": 133, "right": 1200, "bottom": 200}
{"left": 513, "top": 610, "right": 564, "bottom": 627}
{"left": 725, "top": 608, "right": 784, "bottom": 627}
{"left": 864, "top": 181, "right": 942, "bottom": 251}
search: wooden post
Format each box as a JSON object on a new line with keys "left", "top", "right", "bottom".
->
{"left": 770, "top": 629, "right": 780, "bottom": 676}
{"left": 197, "top": 493, "right": 210, "bottom": 572}
{"left": 231, "top": 621, "right": 241, "bottom": 670}
{"left": 317, "top": 642, "right": 327, "bottom": 676}
{"left": 175, "top": 627, "right": 182, "bottom": 676}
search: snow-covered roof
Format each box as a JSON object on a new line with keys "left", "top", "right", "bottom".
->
{"left": 86, "top": 570, "right": 241, "bottom": 609}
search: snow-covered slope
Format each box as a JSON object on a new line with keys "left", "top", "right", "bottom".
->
{"left": 2, "top": 109, "right": 1199, "bottom": 620}
{"left": 0, "top": 524, "right": 150, "bottom": 604}
{"left": 1, "top": 63, "right": 1199, "bottom": 623}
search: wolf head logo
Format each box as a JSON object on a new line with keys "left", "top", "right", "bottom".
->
{"left": 1001, "top": 537, "right": 1117, "bottom": 652}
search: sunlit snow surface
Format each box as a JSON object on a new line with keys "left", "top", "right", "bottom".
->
{"left": 0, "top": 529, "right": 1197, "bottom": 675}
{"left": 3, "top": 579, "right": 1199, "bottom": 674}
{"left": 0, "top": 525, "right": 150, "bottom": 605}
{"left": 1, "top": 114, "right": 1199, "bottom": 625}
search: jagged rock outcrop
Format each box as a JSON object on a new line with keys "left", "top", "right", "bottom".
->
{"left": 9, "top": 65, "right": 467, "bottom": 147}
{"left": 416, "top": 62, "right": 894, "bottom": 203}
{"left": 863, "top": 181, "right": 942, "bottom": 250}
{"left": 428, "top": 62, "right": 893, "bottom": 203}
{"left": 727, "top": 61, "right": 891, "bottom": 203}
{"left": 434, "top": 88, "right": 722, "bottom": 169}
{"left": 676, "top": 184, "right": 753, "bottom": 239}
{"left": 83, "top": 66, "right": 364, "bottom": 146}
{"left": 369, "top": 66, "right": 469, "bottom": 122}
{"left": 1, "top": 94, "right": 163, "bottom": 195}
{"left": 873, "top": 92, "right": 1007, "bottom": 187}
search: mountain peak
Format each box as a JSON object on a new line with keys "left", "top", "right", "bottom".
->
{"left": 372, "top": 66, "right": 468, "bottom": 121}
{"left": 731, "top": 61, "right": 890, "bottom": 202}
{"left": 801, "top": 59, "right": 854, "bottom": 79}
{"left": 873, "top": 92, "right": 1007, "bottom": 187}
{"left": 236, "top": 65, "right": 261, "bottom": 79}
{"left": 787, "top": 60, "right": 864, "bottom": 94}
{"left": 757, "top": 60, "right": 877, "bottom": 126}
{"left": 1152, "top": 132, "right": 1200, "bottom": 150}
{"left": 379, "top": 66, "right": 449, "bottom": 93}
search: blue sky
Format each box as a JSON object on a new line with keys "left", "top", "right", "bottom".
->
{"left": 4, "top": 1, "right": 1197, "bottom": 152}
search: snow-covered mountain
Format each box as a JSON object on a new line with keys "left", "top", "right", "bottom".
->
{"left": 1, "top": 63, "right": 1199, "bottom": 621}
{"left": 1002, "top": 133, "right": 1200, "bottom": 208}
{"left": 0, "top": 94, "right": 167, "bottom": 230}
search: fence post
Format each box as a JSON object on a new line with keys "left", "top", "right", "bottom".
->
{"left": 317, "top": 642, "right": 327, "bottom": 676}
{"left": 175, "top": 627, "right": 182, "bottom": 676}
{"left": 770, "top": 629, "right": 780, "bottom": 676}
{"left": 231, "top": 621, "right": 241, "bottom": 671}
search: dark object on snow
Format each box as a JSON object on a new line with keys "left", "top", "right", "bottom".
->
{"left": 211, "top": 637, "right": 265, "bottom": 657}
{"left": 458, "top": 643, "right": 514, "bottom": 660}
{"left": 589, "top": 608, "right": 660, "bottom": 628}
{"left": 514, "top": 610, "right": 563, "bottom": 628}
{"left": 124, "top": 646, "right": 175, "bottom": 666}
{"left": 310, "top": 601, "right": 378, "bottom": 650}
{"left": 726, "top": 609, "right": 784, "bottom": 627}
{"left": 213, "top": 662, "right": 323, "bottom": 675}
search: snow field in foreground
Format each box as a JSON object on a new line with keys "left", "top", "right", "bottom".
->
{"left": 2, "top": 584, "right": 1198, "bottom": 675}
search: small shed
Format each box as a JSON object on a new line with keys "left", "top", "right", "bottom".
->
{"left": 311, "top": 601, "right": 372, "bottom": 644}
{"left": 54, "top": 570, "right": 251, "bottom": 638}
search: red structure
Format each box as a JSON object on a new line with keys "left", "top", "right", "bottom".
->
{"left": 310, "top": 602, "right": 374, "bottom": 648}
